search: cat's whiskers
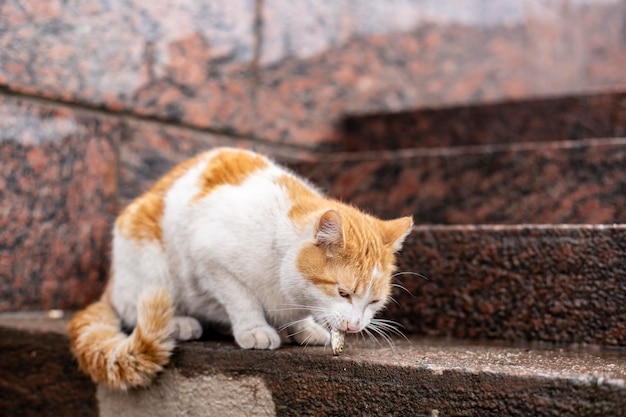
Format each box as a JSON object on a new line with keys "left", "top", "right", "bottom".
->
{"left": 279, "top": 313, "right": 334, "bottom": 337}
{"left": 278, "top": 315, "right": 322, "bottom": 333}
{"left": 269, "top": 305, "right": 326, "bottom": 324}
{"left": 280, "top": 314, "right": 334, "bottom": 352}
{"left": 358, "top": 327, "right": 372, "bottom": 347}
{"left": 387, "top": 295, "right": 400, "bottom": 307}
{"left": 367, "top": 325, "right": 395, "bottom": 350}
{"left": 369, "top": 318, "right": 408, "bottom": 341}
{"left": 299, "top": 328, "right": 322, "bottom": 349}
{"left": 362, "top": 327, "right": 384, "bottom": 348}
{"left": 390, "top": 271, "right": 429, "bottom": 298}
{"left": 363, "top": 317, "right": 407, "bottom": 351}
{"left": 284, "top": 303, "right": 327, "bottom": 310}
{"left": 269, "top": 304, "right": 326, "bottom": 313}
{"left": 391, "top": 271, "right": 429, "bottom": 281}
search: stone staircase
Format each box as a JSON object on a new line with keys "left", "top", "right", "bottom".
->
{"left": 2, "top": 303, "right": 625, "bottom": 416}
{"left": 3, "top": 97, "right": 626, "bottom": 416}
{"left": 294, "top": 94, "right": 626, "bottom": 349}
{"left": 2, "top": 1, "right": 626, "bottom": 416}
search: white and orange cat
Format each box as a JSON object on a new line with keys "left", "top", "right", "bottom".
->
{"left": 68, "top": 147, "right": 412, "bottom": 390}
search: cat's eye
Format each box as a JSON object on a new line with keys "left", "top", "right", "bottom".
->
{"left": 338, "top": 289, "right": 351, "bottom": 299}
{"left": 369, "top": 299, "right": 380, "bottom": 305}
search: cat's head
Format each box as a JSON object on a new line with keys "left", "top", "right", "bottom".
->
{"left": 296, "top": 208, "right": 413, "bottom": 334}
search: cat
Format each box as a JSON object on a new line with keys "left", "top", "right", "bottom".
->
{"left": 68, "top": 147, "right": 413, "bottom": 391}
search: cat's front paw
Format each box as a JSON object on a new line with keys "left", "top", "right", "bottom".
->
{"left": 235, "top": 325, "right": 281, "bottom": 350}
{"left": 169, "top": 316, "right": 203, "bottom": 341}
{"left": 291, "top": 319, "right": 331, "bottom": 346}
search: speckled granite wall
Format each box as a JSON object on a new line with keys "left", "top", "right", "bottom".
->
{"left": 1, "top": 0, "right": 625, "bottom": 333}
{"left": 0, "top": 97, "right": 118, "bottom": 311}
{"left": 388, "top": 225, "right": 626, "bottom": 346}
{"left": 0, "top": 95, "right": 317, "bottom": 312}
{"left": 118, "top": 119, "right": 316, "bottom": 206}
{"left": 2, "top": 0, "right": 626, "bottom": 149}
{"left": 2, "top": 102, "right": 625, "bottom": 311}
{"left": 294, "top": 138, "right": 626, "bottom": 224}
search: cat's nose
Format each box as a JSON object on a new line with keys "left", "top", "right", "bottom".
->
{"left": 347, "top": 323, "right": 360, "bottom": 333}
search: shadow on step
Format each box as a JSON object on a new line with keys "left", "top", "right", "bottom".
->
{"left": 341, "top": 92, "right": 626, "bottom": 152}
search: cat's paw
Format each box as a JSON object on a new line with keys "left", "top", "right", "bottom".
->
{"left": 169, "top": 316, "right": 203, "bottom": 341}
{"left": 235, "top": 325, "right": 281, "bottom": 350}
{"left": 291, "top": 319, "right": 331, "bottom": 346}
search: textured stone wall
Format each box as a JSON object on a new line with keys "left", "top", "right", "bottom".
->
{"left": 0, "top": 97, "right": 118, "bottom": 311}
{"left": 2, "top": 0, "right": 626, "bottom": 149}
{"left": 294, "top": 138, "right": 626, "bottom": 224}
{"left": 1, "top": 0, "right": 626, "bottom": 312}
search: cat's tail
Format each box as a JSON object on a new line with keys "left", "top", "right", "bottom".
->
{"left": 67, "top": 288, "right": 175, "bottom": 391}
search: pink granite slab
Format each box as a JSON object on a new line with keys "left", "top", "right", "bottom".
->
{"left": 0, "top": 97, "right": 119, "bottom": 311}
{"left": 294, "top": 138, "right": 626, "bottom": 224}
{"left": 2, "top": 0, "right": 626, "bottom": 149}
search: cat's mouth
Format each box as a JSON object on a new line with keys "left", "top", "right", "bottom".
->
{"left": 330, "top": 319, "right": 352, "bottom": 333}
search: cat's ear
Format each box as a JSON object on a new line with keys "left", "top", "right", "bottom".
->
{"left": 382, "top": 216, "right": 413, "bottom": 252}
{"left": 315, "top": 209, "right": 344, "bottom": 251}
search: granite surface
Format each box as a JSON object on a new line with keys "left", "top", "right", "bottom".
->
{"left": 2, "top": 0, "right": 626, "bottom": 149}
{"left": 0, "top": 325, "right": 97, "bottom": 417}
{"left": 387, "top": 224, "right": 626, "bottom": 346}
{"left": 159, "top": 338, "right": 626, "bottom": 416}
{"left": 0, "top": 0, "right": 624, "bottom": 365}
{"left": 3, "top": 315, "right": 624, "bottom": 417}
{"left": 0, "top": 0, "right": 259, "bottom": 130}
{"left": 0, "top": 96, "right": 119, "bottom": 312}
{"left": 118, "top": 119, "right": 316, "bottom": 206}
{"left": 343, "top": 92, "right": 626, "bottom": 151}
{"left": 295, "top": 138, "right": 626, "bottom": 224}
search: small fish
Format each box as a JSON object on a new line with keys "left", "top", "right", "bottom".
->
{"left": 330, "top": 327, "right": 345, "bottom": 355}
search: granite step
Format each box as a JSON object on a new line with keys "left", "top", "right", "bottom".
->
{"left": 343, "top": 92, "right": 626, "bottom": 152}
{"left": 292, "top": 137, "right": 626, "bottom": 224}
{"left": 1, "top": 315, "right": 625, "bottom": 417}
{"left": 0, "top": 314, "right": 97, "bottom": 417}
{"left": 386, "top": 224, "right": 626, "bottom": 347}
{"left": 99, "top": 338, "right": 626, "bottom": 417}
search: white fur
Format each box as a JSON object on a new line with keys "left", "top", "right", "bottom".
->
{"left": 109, "top": 149, "right": 390, "bottom": 349}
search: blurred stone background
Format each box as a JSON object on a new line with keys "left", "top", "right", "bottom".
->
{"left": 1, "top": 0, "right": 626, "bottom": 312}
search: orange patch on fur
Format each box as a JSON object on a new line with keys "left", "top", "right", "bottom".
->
{"left": 296, "top": 243, "right": 336, "bottom": 296}
{"left": 334, "top": 214, "right": 395, "bottom": 298}
{"left": 116, "top": 154, "right": 206, "bottom": 242}
{"left": 193, "top": 148, "right": 268, "bottom": 202}
{"left": 274, "top": 174, "right": 324, "bottom": 224}
{"left": 280, "top": 172, "right": 403, "bottom": 300}
{"left": 116, "top": 148, "right": 270, "bottom": 243}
